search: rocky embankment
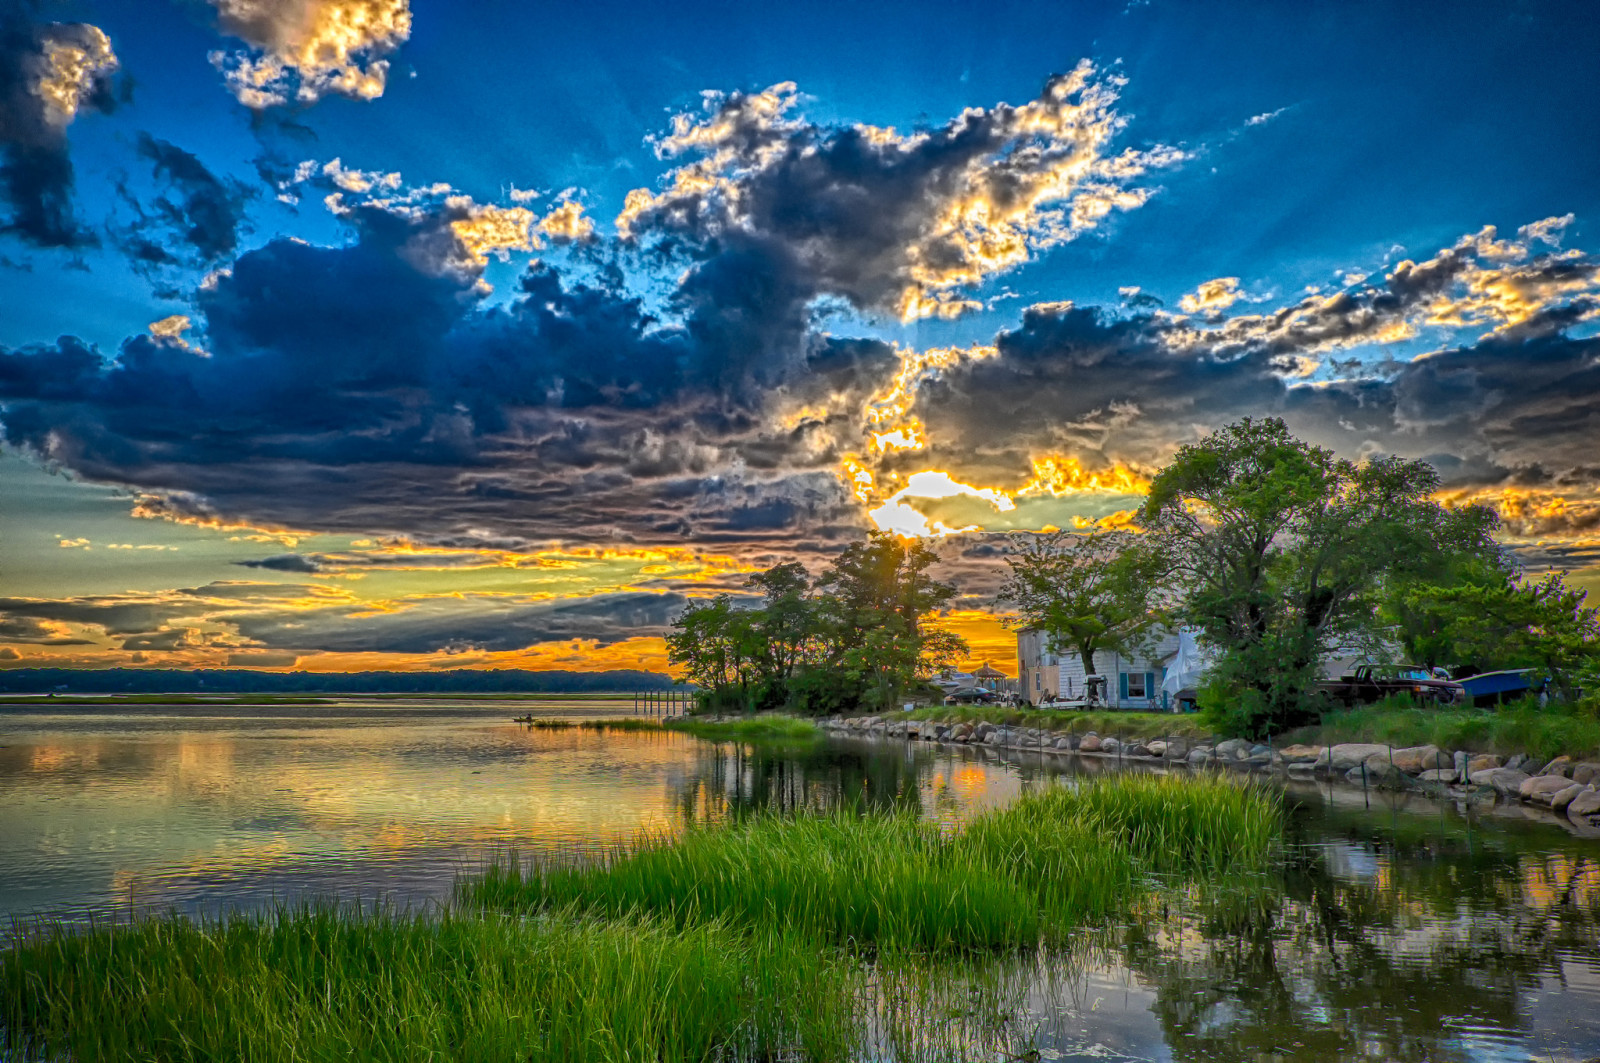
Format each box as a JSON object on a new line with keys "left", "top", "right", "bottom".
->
{"left": 823, "top": 715, "right": 1600, "bottom": 829}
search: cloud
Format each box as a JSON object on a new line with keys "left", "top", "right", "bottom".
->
{"left": 206, "top": 0, "right": 412, "bottom": 108}
{"left": 895, "top": 223, "right": 1600, "bottom": 513}
{"left": 235, "top": 553, "right": 323, "bottom": 573}
{"left": 113, "top": 135, "right": 253, "bottom": 271}
{"left": 619, "top": 63, "right": 1183, "bottom": 322}
{"left": 0, "top": 5, "right": 121, "bottom": 248}
{"left": 1178, "top": 276, "right": 1242, "bottom": 314}
{"left": 221, "top": 591, "right": 690, "bottom": 655}
{"left": 0, "top": 177, "right": 896, "bottom": 553}
{"left": 0, "top": 646, "right": 20, "bottom": 660}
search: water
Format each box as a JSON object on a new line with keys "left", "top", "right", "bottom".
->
{"left": 3, "top": 699, "right": 1598, "bottom": 1061}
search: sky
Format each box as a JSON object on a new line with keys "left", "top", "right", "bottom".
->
{"left": 2, "top": 0, "right": 1599, "bottom": 677}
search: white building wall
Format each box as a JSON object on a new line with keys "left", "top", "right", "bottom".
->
{"left": 1055, "top": 630, "right": 1181, "bottom": 709}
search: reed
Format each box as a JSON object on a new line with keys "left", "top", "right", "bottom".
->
{"left": 666, "top": 715, "right": 821, "bottom": 742}
{"left": 463, "top": 775, "right": 1280, "bottom": 951}
{"left": 0, "top": 907, "right": 858, "bottom": 1063}
{"left": 517, "top": 717, "right": 663, "bottom": 732}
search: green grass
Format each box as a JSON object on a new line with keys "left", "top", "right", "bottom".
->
{"left": 1308, "top": 700, "right": 1600, "bottom": 761}
{"left": 900, "top": 704, "right": 1212, "bottom": 740}
{"left": 0, "top": 907, "right": 858, "bottom": 1063}
{"left": 462, "top": 774, "right": 1281, "bottom": 951}
{"left": 666, "top": 715, "right": 821, "bottom": 742}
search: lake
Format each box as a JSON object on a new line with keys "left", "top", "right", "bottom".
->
{"left": 2, "top": 699, "right": 1597, "bottom": 1061}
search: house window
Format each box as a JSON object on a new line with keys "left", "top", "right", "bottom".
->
{"left": 1034, "top": 672, "right": 1041, "bottom": 691}
{"left": 1123, "top": 671, "right": 1147, "bottom": 699}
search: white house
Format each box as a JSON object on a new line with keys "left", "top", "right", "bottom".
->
{"left": 1017, "top": 627, "right": 1181, "bottom": 709}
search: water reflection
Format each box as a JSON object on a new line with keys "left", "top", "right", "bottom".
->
{"left": 2, "top": 703, "right": 1597, "bottom": 1060}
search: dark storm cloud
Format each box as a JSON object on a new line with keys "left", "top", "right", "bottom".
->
{"left": 0, "top": 614, "right": 94, "bottom": 644}
{"left": 222, "top": 591, "right": 688, "bottom": 654}
{"left": 0, "top": 595, "right": 188, "bottom": 636}
{"left": 113, "top": 134, "right": 253, "bottom": 269}
{"left": 0, "top": 185, "right": 891, "bottom": 552}
{"left": 234, "top": 553, "right": 324, "bottom": 573}
{"left": 619, "top": 67, "right": 1179, "bottom": 323}
{"left": 909, "top": 233, "right": 1600, "bottom": 494}
{"left": 0, "top": 3, "right": 121, "bottom": 248}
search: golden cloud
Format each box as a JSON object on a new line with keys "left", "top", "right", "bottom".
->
{"left": 29, "top": 24, "right": 118, "bottom": 128}
{"left": 208, "top": 0, "right": 412, "bottom": 108}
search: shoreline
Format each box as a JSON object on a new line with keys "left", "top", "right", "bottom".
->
{"left": 821, "top": 713, "right": 1600, "bottom": 835}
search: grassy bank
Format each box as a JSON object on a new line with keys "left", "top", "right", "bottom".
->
{"left": 666, "top": 715, "right": 821, "bottom": 743}
{"left": 462, "top": 774, "right": 1280, "bottom": 951}
{"left": 1307, "top": 699, "right": 1600, "bottom": 761}
{"left": 1, "top": 908, "right": 857, "bottom": 1063}
{"left": 901, "top": 704, "right": 1213, "bottom": 739}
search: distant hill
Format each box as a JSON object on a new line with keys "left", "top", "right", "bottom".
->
{"left": 0, "top": 668, "right": 682, "bottom": 694}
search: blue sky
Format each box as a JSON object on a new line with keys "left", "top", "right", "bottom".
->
{"left": 3, "top": 0, "right": 1599, "bottom": 672}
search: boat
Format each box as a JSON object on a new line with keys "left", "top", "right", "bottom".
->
{"left": 1455, "top": 669, "right": 1540, "bottom": 706}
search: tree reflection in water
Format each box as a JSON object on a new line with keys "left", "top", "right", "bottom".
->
{"left": 670, "top": 739, "right": 1600, "bottom": 1061}
{"left": 1116, "top": 795, "right": 1600, "bottom": 1062}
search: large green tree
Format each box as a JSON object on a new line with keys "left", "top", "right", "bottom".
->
{"left": 996, "top": 528, "right": 1163, "bottom": 679}
{"left": 667, "top": 534, "right": 967, "bottom": 715}
{"left": 1138, "top": 417, "right": 1500, "bottom": 736}
{"left": 807, "top": 533, "right": 966, "bottom": 713}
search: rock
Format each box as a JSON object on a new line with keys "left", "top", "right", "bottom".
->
{"left": 1567, "top": 788, "right": 1600, "bottom": 820}
{"left": 1100, "top": 737, "right": 1121, "bottom": 754}
{"left": 1127, "top": 743, "right": 1152, "bottom": 758}
{"left": 1249, "top": 744, "right": 1272, "bottom": 759}
{"left": 1551, "top": 783, "right": 1588, "bottom": 813}
{"left": 1187, "top": 747, "right": 1214, "bottom": 766}
{"left": 1286, "top": 762, "right": 1316, "bottom": 777}
{"left": 1215, "top": 738, "right": 1252, "bottom": 759}
{"left": 985, "top": 731, "right": 1004, "bottom": 746}
{"left": 1503, "top": 753, "right": 1531, "bottom": 772}
{"left": 1278, "top": 744, "right": 1324, "bottom": 765}
{"left": 1147, "top": 740, "right": 1167, "bottom": 757}
{"left": 1537, "top": 755, "right": 1575, "bottom": 778}
{"left": 1080, "top": 734, "right": 1103, "bottom": 752}
{"left": 1419, "top": 769, "right": 1458, "bottom": 783}
{"left": 1359, "top": 754, "right": 1403, "bottom": 783}
{"left": 1467, "top": 754, "right": 1503, "bottom": 774}
{"left": 1520, "top": 774, "right": 1577, "bottom": 802}
{"left": 1486, "top": 769, "right": 1531, "bottom": 797}
{"left": 1454, "top": 750, "right": 1469, "bottom": 781}
{"left": 1390, "top": 745, "right": 1449, "bottom": 774}
{"left": 1054, "top": 736, "right": 1072, "bottom": 750}
{"left": 1323, "top": 743, "right": 1391, "bottom": 772}
{"left": 1162, "top": 739, "right": 1190, "bottom": 760}
{"left": 1573, "top": 763, "right": 1600, "bottom": 786}
{"left": 952, "top": 725, "right": 972, "bottom": 743}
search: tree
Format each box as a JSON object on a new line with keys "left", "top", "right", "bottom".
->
{"left": 1388, "top": 573, "right": 1600, "bottom": 698}
{"left": 806, "top": 533, "right": 966, "bottom": 713}
{"left": 667, "top": 535, "right": 968, "bottom": 715}
{"left": 1139, "top": 417, "right": 1500, "bottom": 737}
{"left": 996, "top": 528, "right": 1163, "bottom": 680}
{"left": 665, "top": 596, "right": 762, "bottom": 709}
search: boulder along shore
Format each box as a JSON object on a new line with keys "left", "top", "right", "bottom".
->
{"left": 822, "top": 715, "right": 1600, "bottom": 829}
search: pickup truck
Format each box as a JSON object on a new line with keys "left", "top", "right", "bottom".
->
{"left": 1317, "top": 664, "right": 1467, "bottom": 708}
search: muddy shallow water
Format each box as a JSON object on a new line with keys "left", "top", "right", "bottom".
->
{"left": 2, "top": 700, "right": 1597, "bottom": 1061}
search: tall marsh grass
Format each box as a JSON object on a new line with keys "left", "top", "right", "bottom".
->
{"left": 463, "top": 774, "right": 1281, "bottom": 951}
{"left": 0, "top": 907, "right": 858, "bottom": 1063}
{"left": 518, "top": 717, "right": 662, "bottom": 732}
{"left": 666, "top": 715, "right": 821, "bottom": 742}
